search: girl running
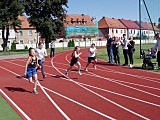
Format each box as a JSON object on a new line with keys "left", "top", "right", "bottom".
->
{"left": 24, "top": 47, "right": 40, "bottom": 94}
{"left": 85, "top": 43, "right": 97, "bottom": 72}
{"left": 65, "top": 46, "right": 82, "bottom": 76}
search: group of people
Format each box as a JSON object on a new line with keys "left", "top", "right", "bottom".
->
{"left": 24, "top": 42, "right": 97, "bottom": 94}
{"left": 24, "top": 42, "right": 47, "bottom": 94}
{"left": 106, "top": 34, "right": 135, "bottom": 68}
{"left": 24, "top": 33, "right": 160, "bottom": 95}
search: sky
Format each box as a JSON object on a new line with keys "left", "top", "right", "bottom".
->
{"left": 66, "top": 0, "right": 159, "bottom": 24}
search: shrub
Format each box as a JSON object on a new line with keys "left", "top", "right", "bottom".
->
{"left": 25, "top": 45, "right": 28, "bottom": 50}
{"left": 11, "top": 42, "right": 16, "bottom": 51}
{"left": 71, "top": 39, "right": 75, "bottom": 47}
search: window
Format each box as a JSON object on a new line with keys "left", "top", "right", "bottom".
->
{"left": 112, "top": 29, "right": 114, "bottom": 33}
{"left": 144, "top": 31, "right": 146, "bottom": 34}
{"left": 29, "top": 39, "right": 34, "bottom": 44}
{"left": 121, "top": 30, "right": 122, "bottom": 34}
{"left": 124, "top": 30, "right": 126, "bottom": 33}
{"left": 131, "top": 30, "right": 132, "bottom": 34}
{"left": 116, "top": 30, "right": 118, "bottom": 34}
{"left": 29, "top": 30, "right": 33, "bottom": 36}
{"left": 19, "top": 30, "right": 23, "bottom": 36}
{"left": 19, "top": 40, "right": 24, "bottom": 44}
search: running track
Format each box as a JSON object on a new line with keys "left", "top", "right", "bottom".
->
{"left": 0, "top": 48, "right": 160, "bottom": 120}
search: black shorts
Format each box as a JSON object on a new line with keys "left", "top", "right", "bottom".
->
{"left": 88, "top": 56, "right": 97, "bottom": 63}
{"left": 70, "top": 58, "right": 78, "bottom": 66}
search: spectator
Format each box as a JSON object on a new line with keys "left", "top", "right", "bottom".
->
{"left": 140, "top": 50, "right": 145, "bottom": 58}
{"left": 50, "top": 40, "right": 55, "bottom": 58}
{"left": 106, "top": 34, "right": 113, "bottom": 63}
{"left": 112, "top": 36, "right": 120, "bottom": 65}
{"left": 152, "top": 33, "right": 160, "bottom": 69}
{"left": 128, "top": 36, "right": 135, "bottom": 68}
{"left": 120, "top": 34, "right": 129, "bottom": 66}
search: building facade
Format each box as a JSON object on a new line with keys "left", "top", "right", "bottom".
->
{"left": 98, "top": 17, "right": 127, "bottom": 39}
{"left": 65, "top": 14, "right": 98, "bottom": 41}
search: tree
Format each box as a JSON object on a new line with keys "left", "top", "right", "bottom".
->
{"left": 24, "top": 0, "right": 68, "bottom": 48}
{"left": 0, "top": 0, "right": 24, "bottom": 52}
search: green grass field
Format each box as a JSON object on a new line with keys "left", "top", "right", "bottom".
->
{"left": 0, "top": 95, "right": 22, "bottom": 120}
{"left": 96, "top": 44, "right": 158, "bottom": 71}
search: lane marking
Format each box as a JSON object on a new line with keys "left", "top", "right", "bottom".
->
{"left": 0, "top": 66, "right": 71, "bottom": 120}
{"left": 51, "top": 56, "right": 151, "bottom": 120}
{"left": 0, "top": 89, "right": 31, "bottom": 120}
{"left": 0, "top": 61, "right": 115, "bottom": 119}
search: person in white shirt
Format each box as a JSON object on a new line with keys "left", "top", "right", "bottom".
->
{"left": 152, "top": 33, "right": 160, "bottom": 69}
{"left": 120, "top": 34, "right": 129, "bottom": 66}
{"left": 36, "top": 42, "right": 47, "bottom": 79}
{"left": 85, "top": 43, "right": 97, "bottom": 72}
{"left": 50, "top": 40, "right": 55, "bottom": 58}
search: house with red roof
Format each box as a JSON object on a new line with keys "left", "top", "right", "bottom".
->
{"left": 98, "top": 17, "right": 127, "bottom": 39}
{"left": 118, "top": 19, "right": 140, "bottom": 38}
{"left": 135, "top": 21, "right": 160, "bottom": 39}
{"left": 15, "top": 16, "right": 38, "bottom": 44}
{"left": 65, "top": 14, "right": 98, "bottom": 41}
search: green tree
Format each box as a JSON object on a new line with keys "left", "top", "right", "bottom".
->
{"left": 0, "top": 0, "right": 24, "bottom": 52}
{"left": 24, "top": 0, "right": 68, "bottom": 48}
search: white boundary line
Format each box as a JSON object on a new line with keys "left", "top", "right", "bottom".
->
{"left": 51, "top": 54, "right": 151, "bottom": 120}
{"left": 64, "top": 53, "right": 160, "bottom": 98}
{"left": 0, "top": 65, "right": 71, "bottom": 120}
{"left": 0, "top": 89, "right": 31, "bottom": 120}
{"left": 2, "top": 55, "right": 160, "bottom": 106}
{"left": 0, "top": 59, "right": 115, "bottom": 119}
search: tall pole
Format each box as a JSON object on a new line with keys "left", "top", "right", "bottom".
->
{"left": 139, "top": 0, "right": 142, "bottom": 58}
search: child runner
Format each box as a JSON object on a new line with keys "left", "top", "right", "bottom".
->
{"left": 36, "top": 42, "right": 47, "bottom": 79}
{"left": 85, "top": 43, "right": 97, "bottom": 72}
{"left": 65, "top": 46, "right": 82, "bottom": 76}
{"left": 24, "top": 47, "right": 40, "bottom": 94}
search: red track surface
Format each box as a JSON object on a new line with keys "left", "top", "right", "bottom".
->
{"left": 0, "top": 48, "right": 160, "bottom": 120}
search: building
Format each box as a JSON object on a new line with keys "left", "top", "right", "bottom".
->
{"left": 98, "top": 17, "right": 127, "bottom": 39}
{"left": 65, "top": 14, "right": 98, "bottom": 41}
{"left": 15, "top": 16, "right": 38, "bottom": 45}
{"left": 118, "top": 19, "right": 140, "bottom": 38}
{"left": 134, "top": 21, "right": 160, "bottom": 39}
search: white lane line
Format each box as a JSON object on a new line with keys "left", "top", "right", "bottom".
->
{"left": 52, "top": 57, "right": 151, "bottom": 120}
{"left": 0, "top": 66, "right": 71, "bottom": 120}
{"left": 0, "top": 60, "right": 115, "bottom": 119}
{"left": 65, "top": 54, "right": 160, "bottom": 98}
{"left": 0, "top": 89, "right": 31, "bottom": 120}
{"left": 4, "top": 58, "right": 159, "bottom": 108}
{"left": 2, "top": 58, "right": 160, "bottom": 98}
{"left": 79, "top": 57, "right": 160, "bottom": 82}
{"left": 45, "top": 71, "right": 160, "bottom": 108}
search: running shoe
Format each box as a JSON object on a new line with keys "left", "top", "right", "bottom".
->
{"left": 78, "top": 71, "right": 82, "bottom": 75}
{"left": 32, "top": 90, "right": 39, "bottom": 95}
{"left": 65, "top": 70, "right": 68, "bottom": 76}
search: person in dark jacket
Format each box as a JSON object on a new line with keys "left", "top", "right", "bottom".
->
{"left": 127, "top": 36, "right": 135, "bottom": 68}
{"left": 106, "top": 34, "right": 113, "bottom": 63}
{"left": 112, "top": 36, "right": 120, "bottom": 65}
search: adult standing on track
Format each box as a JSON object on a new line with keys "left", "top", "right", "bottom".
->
{"left": 85, "top": 43, "right": 97, "bottom": 72}
{"left": 112, "top": 36, "right": 120, "bottom": 65}
{"left": 106, "top": 34, "right": 113, "bottom": 63}
{"left": 50, "top": 40, "right": 55, "bottom": 58}
{"left": 127, "top": 36, "right": 135, "bottom": 68}
{"left": 36, "top": 42, "right": 47, "bottom": 79}
{"left": 152, "top": 33, "right": 160, "bottom": 69}
{"left": 120, "top": 34, "right": 129, "bottom": 66}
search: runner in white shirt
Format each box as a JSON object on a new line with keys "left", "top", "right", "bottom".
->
{"left": 36, "top": 42, "right": 47, "bottom": 79}
{"left": 85, "top": 43, "right": 97, "bottom": 72}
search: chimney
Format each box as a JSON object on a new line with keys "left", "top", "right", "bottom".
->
{"left": 82, "top": 14, "right": 84, "bottom": 16}
{"left": 102, "top": 16, "right": 105, "bottom": 19}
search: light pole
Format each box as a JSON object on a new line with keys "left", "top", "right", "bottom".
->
{"left": 139, "top": 0, "right": 142, "bottom": 58}
{"left": 145, "top": 18, "right": 150, "bottom": 40}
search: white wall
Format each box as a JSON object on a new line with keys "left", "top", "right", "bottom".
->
{"left": 0, "top": 29, "right": 15, "bottom": 39}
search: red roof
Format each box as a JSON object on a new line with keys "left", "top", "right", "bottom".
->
{"left": 18, "top": 16, "right": 35, "bottom": 29}
{"left": 98, "top": 17, "right": 127, "bottom": 29}
{"left": 65, "top": 14, "right": 96, "bottom": 26}
{"left": 119, "top": 19, "right": 140, "bottom": 29}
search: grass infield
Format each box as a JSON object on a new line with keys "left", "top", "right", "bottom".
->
{"left": 0, "top": 95, "right": 22, "bottom": 120}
